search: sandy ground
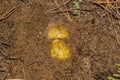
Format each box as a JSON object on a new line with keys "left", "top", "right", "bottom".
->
{"left": 0, "top": 0, "right": 120, "bottom": 80}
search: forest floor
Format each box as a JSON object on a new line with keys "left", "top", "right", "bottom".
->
{"left": 0, "top": 0, "right": 120, "bottom": 80}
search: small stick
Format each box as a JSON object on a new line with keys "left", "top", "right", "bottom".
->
{"left": 0, "top": 51, "right": 23, "bottom": 62}
{"left": 0, "top": 1, "right": 23, "bottom": 21}
{"left": 1, "top": 74, "right": 7, "bottom": 80}
{"left": 21, "top": 63, "right": 26, "bottom": 80}
{"left": 90, "top": 1, "right": 119, "bottom": 20}
{"left": 47, "top": 8, "right": 93, "bottom": 14}
{"left": 96, "top": 1, "right": 120, "bottom": 4}
{"left": 114, "top": 27, "right": 120, "bottom": 47}
{"left": 47, "top": 0, "right": 72, "bottom": 12}
{"left": 0, "top": 40, "right": 10, "bottom": 47}
{"left": 54, "top": 0, "right": 72, "bottom": 22}
{"left": 62, "top": 0, "right": 72, "bottom": 22}
{"left": 6, "top": 79, "right": 23, "bottom": 80}
{"left": 27, "top": 60, "right": 42, "bottom": 66}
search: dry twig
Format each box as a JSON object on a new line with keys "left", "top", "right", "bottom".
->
{"left": 47, "top": 0, "right": 72, "bottom": 12}
{"left": 62, "top": 0, "right": 72, "bottom": 22}
{"left": 0, "top": 50, "right": 23, "bottom": 62}
{"left": 27, "top": 60, "right": 42, "bottom": 66}
{"left": 54, "top": 0, "right": 72, "bottom": 22}
{"left": 114, "top": 27, "right": 120, "bottom": 47}
{"left": 90, "top": 1, "right": 119, "bottom": 20}
{"left": 1, "top": 74, "right": 7, "bottom": 80}
{"left": 0, "top": 1, "right": 23, "bottom": 21}
{"left": 47, "top": 8, "right": 93, "bottom": 14}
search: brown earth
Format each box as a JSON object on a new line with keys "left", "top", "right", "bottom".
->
{"left": 0, "top": 0, "right": 120, "bottom": 80}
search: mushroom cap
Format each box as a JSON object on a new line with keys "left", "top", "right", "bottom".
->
{"left": 50, "top": 39, "right": 71, "bottom": 60}
{"left": 48, "top": 24, "right": 68, "bottom": 39}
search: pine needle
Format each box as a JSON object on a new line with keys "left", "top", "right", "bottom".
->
{"left": 54, "top": 0, "right": 72, "bottom": 22}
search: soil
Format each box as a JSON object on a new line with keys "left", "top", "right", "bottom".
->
{"left": 0, "top": 0, "right": 120, "bottom": 80}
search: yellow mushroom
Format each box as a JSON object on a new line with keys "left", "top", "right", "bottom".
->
{"left": 50, "top": 39, "right": 71, "bottom": 60}
{"left": 48, "top": 24, "right": 68, "bottom": 39}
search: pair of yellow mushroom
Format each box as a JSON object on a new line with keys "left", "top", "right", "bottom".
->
{"left": 48, "top": 24, "right": 71, "bottom": 60}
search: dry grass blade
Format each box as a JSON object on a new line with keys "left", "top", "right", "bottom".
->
{"left": 1, "top": 74, "right": 7, "bottom": 80}
{"left": 0, "top": 50, "right": 23, "bottom": 61}
{"left": 0, "top": 1, "right": 23, "bottom": 21}
{"left": 47, "top": 0, "right": 72, "bottom": 12}
{"left": 6, "top": 79, "right": 23, "bottom": 80}
{"left": 62, "top": 0, "right": 72, "bottom": 22}
{"left": 54, "top": 0, "right": 72, "bottom": 22}
{"left": 95, "top": 0, "right": 120, "bottom": 4}
{"left": 90, "top": 1, "right": 119, "bottom": 19}
{"left": 114, "top": 27, "right": 120, "bottom": 46}
{"left": 92, "top": 0, "right": 120, "bottom": 46}
{"left": 21, "top": 63, "right": 26, "bottom": 80}
{"left": 94, "top": 0, "right": 120, "bottom": 19}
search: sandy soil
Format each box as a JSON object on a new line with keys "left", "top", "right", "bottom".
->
{"left": 0, "top": 0, "right": 120, "bottom": 80}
